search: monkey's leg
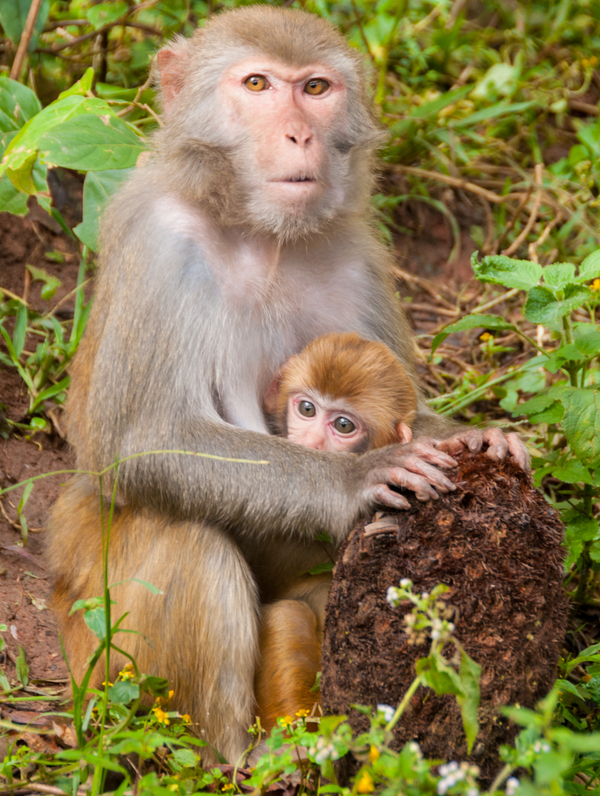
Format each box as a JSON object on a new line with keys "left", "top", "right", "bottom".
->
{"left": 255, "top": 599, "right": 322, "bottom": 731}
{"left": 49, "top": 475, "right": 259, "bottom": 763}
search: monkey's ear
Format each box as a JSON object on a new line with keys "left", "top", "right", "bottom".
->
{"left": 396, "top": 422, "right": 412, "bottom": 444}
{"left": 263, "top": 371, "right": 284, "bottom": 416}
{"left": 156, "top": 46, "right": 188, "bottom": 112}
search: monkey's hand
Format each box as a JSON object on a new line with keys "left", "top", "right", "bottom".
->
{"left": 435, "top": 428, "right": 531, "bottom": 471}
{"left": 356, "top": 441, "right": 458, "bottom": 512}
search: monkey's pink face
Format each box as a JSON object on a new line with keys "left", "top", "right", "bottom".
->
{"left": 221, "top": 58, "right": 348, "bottom": 218}
{"left": 286, "top": 393, "right": 367, "bottom": 453}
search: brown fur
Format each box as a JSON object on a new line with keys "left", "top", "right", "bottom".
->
{"left": 48, "top": 5, "right": 457, "bottom": 765}
{"left": 275, "top": 332, "right": 417, "bottom": 449}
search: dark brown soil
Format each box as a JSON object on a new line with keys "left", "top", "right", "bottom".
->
{"left": 321, "top": 451, "right": 568, "bottom": 782}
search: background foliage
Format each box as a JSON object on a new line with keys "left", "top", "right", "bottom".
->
{"left": 1, "top": 0, "right": 600, "bottom": 794}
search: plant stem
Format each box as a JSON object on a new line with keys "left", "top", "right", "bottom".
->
{"left": 386, "top": 676, "right": 421, "bottom": 732}
{"left": 486, "top": 762, "right": 514, "bottom": 795}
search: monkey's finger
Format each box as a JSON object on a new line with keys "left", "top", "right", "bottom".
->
{"left": 385, "top": 466, "right": 443, "bottom": 501}
{"left": 482, "top": 427, "right": 508, "bottom": 461}
{"left": 437, "top": 429, "right": 483, "bottom": 455}
{"left": 371, "top": 484, "right": 411, "bottom": 510}
{"left": 396, "top": 455, "right": 457, "bottom": 494}
{"left": 403, "top": 441, "right": 457, "bottom": 469}
{"left": 507, "top": 432, "right": 531, "bottom": 471}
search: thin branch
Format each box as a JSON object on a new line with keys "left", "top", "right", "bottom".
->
{"left": 502, "top": 163, "right": 544, "bottom": 256}
{"left": 10, "top": 0, "right": 44, "bottom": 80}
{"left": 393, "top": 164, "right": 529, "bottom": 205}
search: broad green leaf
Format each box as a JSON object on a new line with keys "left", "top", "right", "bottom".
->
{"left": 431, "top": 314, "right": 517, "bottom": 354}
{"left": 107, "top": 679, "right": 140, "bottom": 704}
{"left": 518, "top": 392, "right": 564, "bottom": 417}
{"left": 0, "top": 0, "right": 50, "bottom": 49}
{"left": 0, "top": 77, "right": 41, "bottom": 133}
{"left": 26, "top": 264, "right": 61, "bottom": 300}
{"left": 0, "top": 173, "right": 27, "bottom": 214}
{"left": 543, "top": 262, "right": 576, "bottom": 290}
{"left": 74, "top": 168, "right": 133, "bottom": 251}
{"left": 560, "top": 387, "right": 600, "bottom": 465}
{"left": 524, "top": 284, "right": 592, "bottom": 324}
{"left": 172, "top": 748, "right": 200, "bottom": 767}
{"left": 470, "top": 63, "right": 518, "bottom": 100}
{"left": 472, "top": 253, "right": 542, "bottom": 291}
{"left": 87, "top": 1, "right": 128, "bottom": 29}
{"left": 38, "top": 115, "right": 146, "bottom": 171}
{"left": 83, "top": 607, "right": 107, "bottom": 640}
{"left": 578, "top": 250, "right": 600, "bottom": 282}
{"left": 451, "top": 100, "right": 536, "bottom": 128}
{"left": 575, "top": 331, "right": 600, "bottom": 357}
{"left": 528, "top": 402, "right": 565, "bottom": 425}
{"left": 1, "top": 96, "right": 112, "bottom": 176}
{"left": 551, "top": 729, "right": 600, "bottom": 752}
{"left": 551, "top": 460, "right": 594, "bottom": 485}
{"left": 416, "top": 655, "right": 463, "bottom": 696}
{"left": 58, "top": 67, "right": 94, "bottom": 99}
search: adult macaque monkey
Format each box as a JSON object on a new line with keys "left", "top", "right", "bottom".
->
{"left": 48, "top": 6, "right": 528, "bottom": 762}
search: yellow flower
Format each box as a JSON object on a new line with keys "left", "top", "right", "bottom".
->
{"left": 591, "top": 278, "right": 600, "bottom": 292}
{"left": 295, "top": 709, "right": 309, "bottom": 718}
{"left": 168, "top": 785, "right": 179, "bottom": 792}
{"left": 180, "top": 714, "right": 191, "bottom": 723}
{"left": 369, "top": 745, "right": 380, "bottom": 764}
{"left": 277, "top": 715, "right": 294, "bottom": 727}
{"left": 479, "top": 332, "right": 493, "bottom": 342}
{"left": 222, "top": 784, "right": 234, "bottom": 791}
{"left": 102, "top": 680, "right": 113, "bottom": 687}
{"left": 119, "top": 664, "right": 135, "bottom": 680}
{"left": 153, "top": 706, "right": 170, "bottom": 725}
{"left": 357, "top": 771, "right": 374, "bottom": 793}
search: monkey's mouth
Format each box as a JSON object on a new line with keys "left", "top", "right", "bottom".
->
{"left": 270, "top": 175, "right": 318, "bottom": 184}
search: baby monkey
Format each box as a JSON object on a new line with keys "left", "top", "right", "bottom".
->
{"left": 268, "top": 331, "right": 417, "bottom": 452}
{"left": 257, "top": 332, "right": 418, "bottom": 729}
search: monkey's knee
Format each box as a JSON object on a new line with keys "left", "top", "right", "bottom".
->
{"left": 255, "top": 599, "right": 322, "bottom": 732}
{"left": 282, "top": 572, "right": 332, "bottom": 634}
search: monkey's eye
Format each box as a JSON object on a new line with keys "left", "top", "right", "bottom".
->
{"left": 334, "top": 416, "right": 355, "bottom": 434}
{"left": 298, "top": 400, "right": 316, "bottom": 417}
{"left": 304, "top": 78, "right": 330, "bottom": 96}
{"left": 244, "top": 75, "right": 269, "bottom": 91}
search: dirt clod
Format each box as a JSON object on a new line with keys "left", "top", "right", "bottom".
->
{"left": 321, "top": 451, "right": 568, "bottom": 782}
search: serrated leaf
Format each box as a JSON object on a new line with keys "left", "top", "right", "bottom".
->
{"left": 527, "top": 403, "right": 565, "bottom": 425}
{"left": 431, "top": 314, "right": 516, "bottom": 354}
{"left": 543, "top": 262, "right": 576, "bottom": 289}
{"left": 579, "top": 250, "right": 600, "bottom": 282}
{"left": 575, "top": 331, "right": 600, "bottom": 358}
{"left": 524, "top": 284, "right": 592, "bottom": 324}
{"left": 74, "top": 168, "right": 133, "bottom": 251}
{"left": 551, "top": 460, "right": 594, "bottom": 484}
{"left": 458, "top": 649, "right": 481, "bottom": 753}
{"left": 472, "top": 253, "right": 542, "bottom": 291}
{"left": 38, "top": 115, "right": 146, "bottom": 171}
{"left": 172, "top": 748, "right": 200, "bottom": 767}
{"left": 560, "top": 388, "right": 600, "bottom": 465}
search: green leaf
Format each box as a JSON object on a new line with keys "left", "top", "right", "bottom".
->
{"left": 431, "top": 314, "right": 517, "bottom": 354}
{"left": 451, "top": 100, "right": 536, "bottom": 128}
{"left": 86, "top": 1, "right": 128, "bottom": 29}
{"left": 524, "top": 285, "right": 592, "bottom": 324}
{"left": 107, "top": 679, "right": 140, "bottom": 704}
{"left": 58, "top": 68, "right": 94, "bottom": 99}
{"left": 172, "top": 748, "right": 200, "bottom": 767}
{"left": 0, "top": 77, "right": 41, "bottom": 133}
{"left": 32, "top": 376, "right": 70, "bottom": 411}
{"left": 83, "top": 607, "right": 107, "bottom": 640}
{"left": 0, "top": 173, "right": 28, "bottom": 214}
{"left": 416, "top": 655, "right": 463, "bottom": 696}
{"left": 560, "top": 387, "right": 600, "bottom": 465}
{"left": 543, "top": 262, "right": 577, "bottom": 289}
{"left": 0, "top": 669, "right": 10, "bottom": 692}
{"left": 0, "top": 0, "right": 50, "bottom": 49}
{"left": 578, "top": 250, "right": 600, "bottom": 282}
{"left": 472, "top": 253, "right": 542, "bottom": 291}
{"left": 551, "top": 460, "right": 594, "bottom": 484}
{"left": 26, "top": 264, "right": 61, "bottom": 300}
{"left": 74, "top": 168, "right": 133, "bottom": 251}
{"left": 13, "top": 303, "right": 27, "bottom": 357}
{"left": 38, "top": 115, "right": 146, "bottom": 172}
{"left": 575, "top": 330, "right": 600, "bottom": 358}
{"left": 15, "top": 645, "right": 28, "bottom": 686}
{"left": 1, "top": 95, "right": 112, "bottom": 176}
{"left": 458, "top": 649, "right": 481, "bottom": 753}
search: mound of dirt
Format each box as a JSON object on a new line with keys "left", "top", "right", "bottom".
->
{"left": 321, "top": 451, "right": 568, "bottom": 782}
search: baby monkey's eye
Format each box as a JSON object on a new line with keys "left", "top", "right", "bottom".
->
{"left": 334, "top": 416, "right": 355, "bottom": 434}
{"left": 298, "top": 400, "right": 316, "bottom": 417}
{"left": 304, "top": 78, "right": 330, "bottom": 95}
{"left": 244, "top": 75, "right": 269, "bottom": 91}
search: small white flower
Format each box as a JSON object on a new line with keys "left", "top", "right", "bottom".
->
{"left": 446, "top": 762, "right": 459, "bottom": 773}
{"left": 505, "top": 777, "right": 520, "bottom": 796}
{"left": 377, "top": 704, "right": 395, "bottom": 723}
{"left": 421, "top": 592, "right": 430, "bottom": 600}
{"left": 431, "top": 629, "right": 441, "bottom": 640}
{"left": 467, "top": 788, "right": 479, "bottom": 796}
{"left": 386, "top": 586, "right": 401, "bottom": 606}
{"left": 448, "top": 622, "right": 455, "bottom": 631}
{"left": 400, "top": 578, "right": 412, "bottom": 588}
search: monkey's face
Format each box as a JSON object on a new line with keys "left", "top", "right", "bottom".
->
{"left": 218, "top": 57, "right": 355, "bottom": 237}
{"left": 286, "top": 392, "right": 368, "bottom": 453}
